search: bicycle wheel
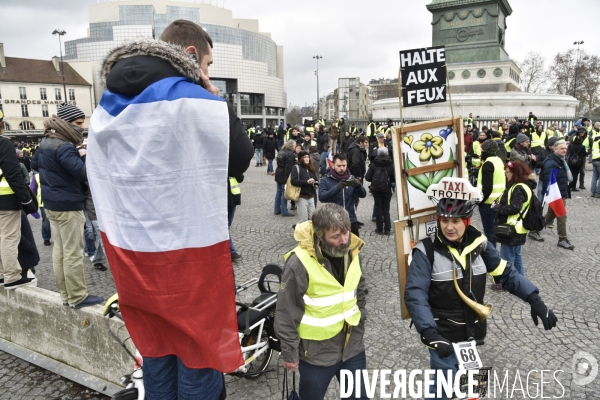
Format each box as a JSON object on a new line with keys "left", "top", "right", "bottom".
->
{"left": 240, "top": 327, "right": 273, "bottom": 380}
{"left": 112, "top": 387, "right": 139, "bottom": 400}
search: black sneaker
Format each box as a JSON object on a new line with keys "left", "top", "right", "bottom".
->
{"left": 580, "top": 185, "right": 586, "bottom": 190}
{"left": 290, "top": 205, "right": 297, "bottom": 211}
{"left": 292, "top": 224, "right": 296, "bottom": 230}
{"left": 4, "top": 277, "right": 37, "bottom": 290}
{"left": 557, "top": 240, "right": 575, "bottom": 250}
{"left": 44, "top": 240, "right": 51, "bottom": 246}
{"left": 282, "top": 213, "right": 295, "bottom": 217}
{"left": 231, "top": 252, "right": 241, "bottom": 261}
{"left": 70, "top": 295, "right": 104, "bottom": 309}
{"left": 374, "top": 230, "right": 384, "bottom": 235}
{"left": 357, "top": 221, "right": 365, "bottom": 227}
{"left": 384, "top": 231, "right": 391, "bottom": 236}
{"left": 528, "top": 231, "right": 544, "bottom": 242}
{"left": 371, "top": 218, "right": 377, "bottom": 222}
{"left": 94, "top": 263, "right": 108, "bottom": 271}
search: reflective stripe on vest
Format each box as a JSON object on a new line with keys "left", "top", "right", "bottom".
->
{"left": 582, "top": 137, "right": 590, "bottom": 152}
{"left": 35, "top": 173, "right": 43, "bottom": 207}
{"left": 477, "top": 156, "right": 506, "bottom": 204}
{"left": 0, "top": 168, "right": 15, "bottom": 196}
{"left": 505, "top": 183, "right": 532, "bottom": 234}
{"left": 593, "top": 140, "right": 600, "bottom": 160}
{"left": 472, "top": 141, "right": 482, "bottom": 168}
{"left": 285, "top": 128, "right": 291, "bottom": 141}
{"left": 286, "top": 247, "right": 362, "bottom": 340}
{"left": 531, "top": 131, "right": 546, "bottom": 148}
{"left": 592, "top": 130, "right": 600, "bottom": 140}
{"left": 367, "top": 123, "right": 376, "bottom": 137}
{"left": 229, "top": 177, "right": 240, "bottom": 195}
{"left": 505, "top": 138, "right": 515, "bottom": 153}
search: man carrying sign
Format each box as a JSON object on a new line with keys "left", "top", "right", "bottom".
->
{"left": 404, "top": 178, "right": 557, "bottom": 399}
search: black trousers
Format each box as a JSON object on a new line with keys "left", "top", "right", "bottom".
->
{"left": 372, "top": 190, "right": 392, "bottom": 232}
{"left": 351, "top": 222, "right": 360, "bottom": 237}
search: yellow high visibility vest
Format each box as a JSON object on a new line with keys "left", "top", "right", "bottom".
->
{"left": 591, "top": 129, "right": 600, "bottom": 140}
{"left": 472, "top": 141, "right": 482, "bottom": 168}
{"left": 0, "top": 168, "right": 15, "bottom": 195}
{"left": 582, "top": 137, "right": 591, "bottom": 152}
{"left": 505, "top": 138, "right": 515, "bottom": 153}
{"left": 367, "top": 122, "right": 376, "bottom": 137}
{"left": 285, "top": 247, "right": 362, "bottom": 341}
{"left": 531, "top": 131, "right": 546, "bottom": 149}
{"left": 505, "top": 183, "right": 532, "bottom": 234}
{"left": 592, "top": 139, "right": 600, "bottom": 160}
{"left": 229, "top": 177, "right": 240, "bottom": 195}
{"left": 477, "top": 156, "right": 506, "bottom": 204}
{"left": 34, "top": 173, "right": 43, "bottom": 207}
{"left": 285, "top": 128, "right": 291, "bottom": 141}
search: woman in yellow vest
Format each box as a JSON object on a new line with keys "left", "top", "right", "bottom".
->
{"left": 476, "top": 139, "right": 506, "bottom": 249}
{"left": 490, "top": 160, "right": 535, "bottom": 285}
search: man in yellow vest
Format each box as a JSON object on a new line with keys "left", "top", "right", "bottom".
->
{"left": 0, "top": 135, "right": 38, "bottom": 289}
{"left": 590, "top": 136, "right": 600, "bottom": 197}
{"left": 366, "top": 117, "right": 376, "bottom": 146}
{"left": 275, "top": 203, "right": 368, "bottom": 399}
{"left": 477, "top": 140, "right": 506, "bottom": 248}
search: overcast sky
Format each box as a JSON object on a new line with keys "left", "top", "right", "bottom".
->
{"left": 1, "top": 0, "right": 599, "bottom": 107}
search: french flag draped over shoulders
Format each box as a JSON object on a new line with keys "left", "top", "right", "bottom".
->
{"left": 87, "top": 76, "right": 243, "bottom": 371}
{"left": 545, "top": 168, "right": 567, "bottom": 217}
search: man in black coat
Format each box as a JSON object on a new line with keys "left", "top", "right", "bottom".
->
{"left": 264, "top": 132, "right": 277, "bottom": 175}
{"left": 274, "top": 142, "right": 296, "bottom": 217}
{"left": 0, "top": 135, "right": 37, "bottom": 289}
{"left": 347, "top": 136, "right": 369, "bottom": 219}
{"left": 529, "top": 140, "right": 574, "bottom": 249}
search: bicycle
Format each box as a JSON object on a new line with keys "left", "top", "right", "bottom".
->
{"left": 104, "top": 263, "right": 283, "bottom": 399}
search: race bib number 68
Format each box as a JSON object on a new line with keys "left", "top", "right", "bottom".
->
{"left": 453, "top": 341, "right": 483, "bottom": 370}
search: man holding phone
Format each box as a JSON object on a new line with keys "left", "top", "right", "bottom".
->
{"left": 318, "top": 154, "right": 367, "bottom": 236}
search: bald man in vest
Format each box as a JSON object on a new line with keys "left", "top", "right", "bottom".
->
{"left": 275, "top": 203, "right": 369, "bottom": 400}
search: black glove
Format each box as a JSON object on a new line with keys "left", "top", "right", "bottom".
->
{"left": 527, "top": 293, "right": 557, "bottom": 331}
{"left": 420, "top": 328, "right": 453, "bottom": 358}
{"left": 335, "top": 181, "right": 345, "bottom": 192}
{"left": 352, "top": 179, "right": 362, "bottom": 188}
{"left": 21, "top": 199, "right": 37, "bottom": 215}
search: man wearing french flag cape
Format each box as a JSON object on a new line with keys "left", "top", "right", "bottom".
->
{"left": 535, "top": 140, "right": 574, "bottom": 250}
{"left": 86, "top": 20, "right": 254, "bottom": 398}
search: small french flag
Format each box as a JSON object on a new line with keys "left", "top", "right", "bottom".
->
{"left": 545, "top": 168, "right": 567, "bottom": 217}
{"left": 327, "top": 149, "right": 334, "bottom": 168}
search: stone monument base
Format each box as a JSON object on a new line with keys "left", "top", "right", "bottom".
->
{"left": 447, "top": 59, "right": 522, "bottom": 93}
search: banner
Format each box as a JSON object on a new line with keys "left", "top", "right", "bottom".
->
{"left": 399, "top": 46, "right": 447, "bottom": 108}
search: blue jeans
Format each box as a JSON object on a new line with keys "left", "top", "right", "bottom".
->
{"left": 255, "top": 148, "right": 263, "bottom": 165}
{"left": 478, "top": 204, "right": 496, "bottom": 248}
{"left": 274, "top": 182, "right": 289, "bottom": 215}
{"left": 591, "top": 161, "right": 600, "bottom": 195}
{"left": 83, "top": 211, "right": 95, "bottom": 256}
{"left": 267, "top": 158, "right": 274, "bottom": 173}
{"left": 299, "top": 350, "right": 369, "bottom": 400}
{"left": 320, "top": 152, "right": 328, "bottom": 175}
{"left": 40, "top": 207, "right": 51, "bottom": 241}
{"left": 427, "top": 349, "right": 458, "bottom": 399}
{"left": 228, "top": 205, "right": 236, "bottom": 253}
{"left": 500, "top": 244, "right": 524, "bottom": 276}
{"left": 90, "top": 220, "right": 106, "bottom": 264}
{"left": 142, "top": 355, "right": 223, "bottom": 400}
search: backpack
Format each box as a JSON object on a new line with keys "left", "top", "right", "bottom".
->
{"left": 567, "top": 147, "right": 582, "bottom": 167}
{"left": 519, "top": 187, "right": 546, "bottom": 231}
{"left": 370, "top": 166, "right": 389, "bottom": 192}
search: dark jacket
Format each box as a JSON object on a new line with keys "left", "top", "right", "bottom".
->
{"left": 340, "top": 134, "right": 353, "bottom": 154}
{"left": 290, "top": 163, "right": 318, "bottom": 199}
{"left": 227, "top": 174, "right": 244, "bottom": 208}
{"left": 0, "top": 136, "right": 31, "bottom": 210}
{"left": 105, "top": 54, "right": 253, "bottom": 179}
{"left": 318, "top": 172, "right": 366, "bottom": 223}
{"left": 264, "top": 136, "right": 277, "bottom": 159}
{"left": 541, "top": 153, "right": 570, "bottom": 199}
{"left": 309, "top": 152, "right": 320, "bottom": 174}
{"left": 253, "top": 132, "right": 265, "bottom": 150}
{"left": 18, "top": 211, "right": 40, "bottom": 272}
{"left": 30, "top": 137, "right": 87, "bottom": 212}
{"left": 491, "top": 180, "right": 536, "bottom": 246}
{"left": 364, "top": 155, "right": 395, "bottom": 193}
{"left": 275, "top": 148, "right": 296, "bottom": 185}
{"left": 316, "top": 131, "right": 329, "bottom": 153}
{"left": 492, "top": 138, "right": 507, "bottom": 162}
{"left": 510, "top": 144, "right": 535, "bottom": 170}
{"left": 368, "top": 143, "right": 393, "bottom": 162}
{"left": 566, "top": 143, "right": 586, "bottom": 169}
{"left": 346, "top": 142, "right": 366, "bottom": 179}
{"left": 405, "top": 227, "right": 538, "bottom": 343}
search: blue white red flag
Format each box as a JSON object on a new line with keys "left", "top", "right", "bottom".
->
{"left": 87, "top": 76, "right": 243, "bottom": 371}
{"left": 545, "top": 168, "right": 567, "bottom": 217}
{"left": 327, "top": 149, "right": 334, "bottom": 168}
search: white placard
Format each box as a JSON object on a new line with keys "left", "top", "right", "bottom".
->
{"left": 453, "top": 341, "right": 483, "bottom": 370}
{"left": 425, "top": 221, "right": 437, "bottom": 236}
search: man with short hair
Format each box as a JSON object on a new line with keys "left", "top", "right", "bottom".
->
{"left": 319, "top": 154, "right": 366, "bottom": 237}
{"left": 510, "top": 133, "right": 536, "bottom": 170}
{"left": 275, "top": 203, "right": 369, "bottom": 400}
{"left": 87, "top": 19, "right": 253, "bottom": 398}
{"left": 477, "top": 140, "right": 506, "bottom": 248}
{"left": 558, "top": 123, "right": 568, "bottom": 138}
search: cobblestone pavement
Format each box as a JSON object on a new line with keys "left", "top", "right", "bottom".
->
{"left": 3, "top": 163, "right": 600, "bottom": 399}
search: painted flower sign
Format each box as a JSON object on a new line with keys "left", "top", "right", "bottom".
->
{"left": 413, "top": 132, "right": 444, "bottom": 163}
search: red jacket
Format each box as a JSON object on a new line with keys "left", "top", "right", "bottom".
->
{"left": 464, "top": 133, "right": 473, "bottom": 154}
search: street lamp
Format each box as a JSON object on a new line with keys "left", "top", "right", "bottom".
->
{"left": 313, "top": 55, "right": 322, "bottom": 120}
{"left": 52, "top": 29, "right": 67, "bottom": 103}
{"left": 573, "top": 40, "right": 584, "bottom": 98}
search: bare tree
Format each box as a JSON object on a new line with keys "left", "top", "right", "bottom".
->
{"left": 518, "top": 51, "right": 548, "bottom": 93}
{"left": 548, "top": 49, "right": 576, "bottom": 96}
{"left": 285, "top": 106, "right": 302, "bottom": 126}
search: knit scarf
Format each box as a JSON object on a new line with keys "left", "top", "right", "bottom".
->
{"left": 558, "top": 154, "right": 573, "bottom": 182}
{"left": 43, "top": 115, "right": 84, "bottom": 146}
{"left": 326, "top": 167, "right": 351, "bottom": 181}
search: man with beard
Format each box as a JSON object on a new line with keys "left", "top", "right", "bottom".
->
{"left": 275, "top": 203, "right": 369, "bottom": 400}
{"left": 319, "top": 154, "right": 366, "bottom": 236}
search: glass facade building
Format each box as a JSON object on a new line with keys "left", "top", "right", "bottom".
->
{"left": 64, "top": 0, "right": 286, "bottom": 128}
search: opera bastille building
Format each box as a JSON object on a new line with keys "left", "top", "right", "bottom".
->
{"left": 65, "top": 0, "right": 287, "bottom": 128}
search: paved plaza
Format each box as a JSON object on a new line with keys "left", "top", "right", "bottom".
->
{"left": 2, "top": 163, "right": 600, "bottom": 399}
